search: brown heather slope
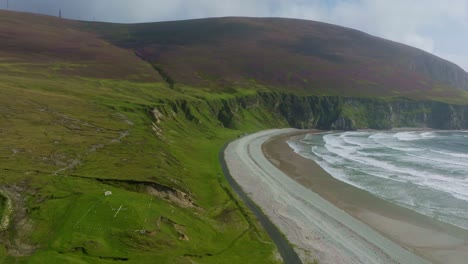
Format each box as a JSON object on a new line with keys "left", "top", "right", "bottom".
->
{"left": 88, "top": 17, "right": 468, "bottom": 102}
{"left": 3, "top": 11, "right": 467, "bottom": 102}
{"left": 0, "top": 10, "right": 161, "bottom": 82}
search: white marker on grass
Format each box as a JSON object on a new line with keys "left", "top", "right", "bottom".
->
{"left": 144, "top": 198, "right": 153, "bottom": 223}
{"left": 74, "top": 195, "right": 105, "bottom": 228}
{"left": 112, "top": 205, "right": 127, "bottom": 218}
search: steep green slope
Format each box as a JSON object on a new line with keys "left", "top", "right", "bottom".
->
{"left": 0, "top": 11, "right": 285, "bottom": 264}
{"left": 0, "top": 58, "right": 288, "bottom": 264}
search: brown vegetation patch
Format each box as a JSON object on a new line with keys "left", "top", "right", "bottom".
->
{"left": 97, "top": 178, "right": 199, "bottom": 209}
{"left": 0, "top": 185, "right": 36, "bottom": 256}
{"left": 90, "top": 17, "right": 468, "bottom": 102}
{"left": 0, "top": 10, "right": 161, "bottom": 81}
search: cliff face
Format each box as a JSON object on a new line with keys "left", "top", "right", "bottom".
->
{"left": 333, "top": 98, "right": 468, "bottom": 130}
{"left": 153, "top": 92, "right": 468, "bottom": 132}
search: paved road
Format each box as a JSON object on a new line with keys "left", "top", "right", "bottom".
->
{"left": 219, "top": 141, "right": 303, "bottom": 264}
{"left": 222, "top": 129, "right": 429, "bottom": 264}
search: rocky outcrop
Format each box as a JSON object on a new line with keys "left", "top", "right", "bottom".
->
{"left": 96, "top": 179, "right": 198, "bottom": 209}
{"left": 331, "top": 98, "right": 468, "bottom": 130}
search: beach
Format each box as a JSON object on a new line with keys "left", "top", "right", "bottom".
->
{"left": 224, "top": 129, "right": 468, "bottom": 264}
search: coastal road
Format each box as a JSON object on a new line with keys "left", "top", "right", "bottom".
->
{"left": 223, "top": 129, "right": 429, "bottom": 264}
{"left": 219, "top": 137, "right": 303, "bottom": 264}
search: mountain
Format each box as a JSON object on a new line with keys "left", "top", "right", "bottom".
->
{"left": 89, "top": 17, "right": 468, "bottom": 100}
{"left": 0, "top": 10, "right": 467, "bottom": 264}
{"left": 0, "top": 10, "right": 161, "bottom": 81}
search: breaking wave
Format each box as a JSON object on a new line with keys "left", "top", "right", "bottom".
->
{"left": 289, "top": 131, "right": 468, "bottom": 230}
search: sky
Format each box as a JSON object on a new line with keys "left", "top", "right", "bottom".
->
{"left": 1, "top": 0, "right": 468, "bottom": 71}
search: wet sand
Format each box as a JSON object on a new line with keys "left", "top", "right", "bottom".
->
{"left": 263, "top": 130, "right": 468, "bottom": 264}
{"left": 225, "top": 129, "right": 428, "bottom": 264}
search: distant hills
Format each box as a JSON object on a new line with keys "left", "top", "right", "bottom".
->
{"left": 0, "top": 10, "right": 160, "bottom": 81}
{"left": 2, "top": 10, "right": 468, "bottom": 102}
{"left": 89, "top": 17, "right": 468, "bottom": 100}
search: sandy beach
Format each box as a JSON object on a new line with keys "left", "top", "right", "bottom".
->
{"left": 225, "top": 129, "right": 424, "bottom": 263}
{"left": 264, "top": 130, "right": 468, "bottom": 264}
{"left": 224, "top": 129, "right": 468, "bottom": 264}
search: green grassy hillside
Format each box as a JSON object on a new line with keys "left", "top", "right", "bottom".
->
{"left": 0, "top": 10, "right": 287, "bottom": 264}
{"left": 0, "top": 77, "right": 286, "bottom": 263}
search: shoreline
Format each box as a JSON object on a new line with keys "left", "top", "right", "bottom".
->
{"left": 225, "top": 129, "right": 429, "bottom": 264}
{"left": 262, "top": 130, "right": 468, "bottom": 264}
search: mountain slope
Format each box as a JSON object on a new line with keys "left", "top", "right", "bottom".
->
{"left": 0, "top": 10, "right": 161, "bottom": 81}
{"left": 88, "top": 17, "right": 468, "bottom": 101}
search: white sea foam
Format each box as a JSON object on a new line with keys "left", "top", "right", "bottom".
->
{"left": 286, "top": 140, "right": 303, "bottom": 154}
{"left": 407, "top": 152, "right": 468, "bottom": 169}
{"left": 341, "top": 133, "right": 379, "bottom": 149}
{"left": 368, "top": 133, "right": 391, "bottom": 139}
{"left": 295, "top": 131, "right": 468, "bottom": 230}
{"left": 393, "top": 132, "right": 423, "bottom": 141}
{"left": 430, "top": 150, "right": 468, "bottom": 159}
{"left": 368, "top": 133, "right": 423, "bottom": 152}
{"left": 421, "top": 132, "right": 436, "bottom": 139}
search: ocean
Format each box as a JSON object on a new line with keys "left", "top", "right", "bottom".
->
{"left": 289, "top": 131, "right": 468, "bottom": 230}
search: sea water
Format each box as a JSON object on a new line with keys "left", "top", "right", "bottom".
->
{"left": 289, "top": 131, "right": 468, "bottom": 230}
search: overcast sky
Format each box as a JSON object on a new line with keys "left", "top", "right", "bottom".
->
{"left": 1, "top": 0, "right": 467, "bottom": 71}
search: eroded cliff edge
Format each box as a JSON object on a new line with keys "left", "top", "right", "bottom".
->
{"left": 152, "top": 92, "right": 468, "bottom": 132}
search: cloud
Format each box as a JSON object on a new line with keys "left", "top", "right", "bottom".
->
{"left": 319, "top": 0, "right": 468, "bottom": 54}
{"left": 273, "top": 0, "right": 468, "bottom": 71}
{"left": 2, "top": 0, "right": 468, "bottom": 71}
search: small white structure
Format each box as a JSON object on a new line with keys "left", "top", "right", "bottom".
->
{"left": 104, "top": 191, "right": 112, "bottom": 196}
